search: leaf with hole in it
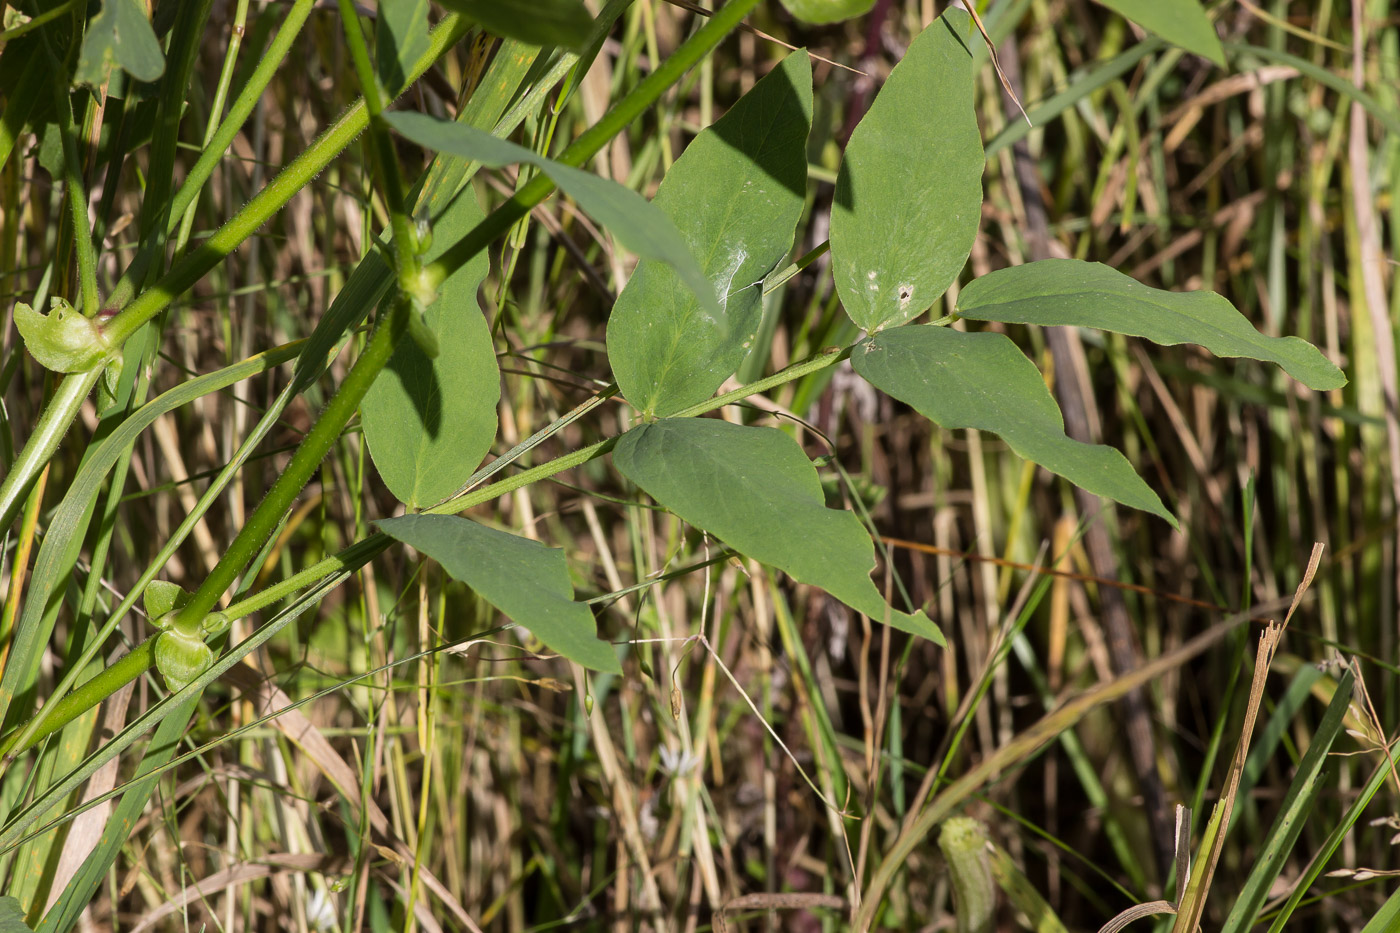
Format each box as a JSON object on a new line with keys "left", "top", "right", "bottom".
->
{"left": 852, "top": 326, "right": 1175, "bottom": 525}
{"left": 75, "top": 0, "right": 165, "bottom": 88}
{"left": 361, "top": 187, "right": 498, "bottom": 509}
{"left": 830, "top": 8, "right": 983, "bottom": 333}
{"left": 613, "top": 419, "right": 944, "bottom": 645}
{"left": 608, "top": 51, "right": 813, "bottom": 418}
{"left": 376, "top": 0, "right": 431, "bottom": 95}
{"left": 1094, "top": 0, "right": 1224, "bottom": 66}
{"left": 436, "top": 0, "right": 593, "bottom": 49}
{"left": 955, "top": 260, "right": 1346, "bottom": 391}
{"left": 384, "top": 110, "right": 719, "bottom": 320}
{"left": 376, "top": 514, "right": 619, "bottom": 673}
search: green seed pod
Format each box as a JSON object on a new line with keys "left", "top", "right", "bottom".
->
{"left": 13, "top": 297, "right": 112, "bottom": 373}
{"left": 939, "top": 816, "right": 996, "bottom": 933}
{"left": 154, "top": 630, "right": 214, "bottom": 692}
{"left": 200, "top": 610, "right": 230, "bottom": 638}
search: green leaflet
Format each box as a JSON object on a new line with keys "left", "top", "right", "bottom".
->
{"left": 607, "top": 50, "right": 812, "bottom": 417}
{"left": 74, "top": 0, "right": 165, "bottom": 88}
{"left": 360, "top": 188, "right": 499, "bottom": 509}
{"left": 376, "top": 515, "right": 619, "bottom": 673}
{"left": 851, "top": 325, "right": 1174, "bottom": 525}
{"left": 385, "top": 110, "right": 719, "bottom": 319}
{"left": 1095, "top": 0, "right": 1224, "bottom": 66}
{"left": 612, "top": 419, "right": 944, "bottom": 645}
{"left": 955, "top": 260, "right": 1346, "bottom": 392}
{"left": 830, "top": 8, "right": 983, "bottom": 332}
{"left": 778, "top": 0, "right": 877, "bottom": 25}
{"left": 13, "top": 299, "right": 111, "bottom": 373}
{"left": 435, "top": 0, "right": 593, "bottom": 49}
{"left": 375, "top": 0, "right": 431, "bottom": 95}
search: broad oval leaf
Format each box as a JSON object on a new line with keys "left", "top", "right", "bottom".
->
{"left": 830, "top": 9, "right": 983, "bottom": 333}
{"left": 778, "top": 0, "right": 877, "bottom": 25}
{"left": 385, "top": 110, "right": 719, "bottom": 320}
{"left": 851, "top": 325, "right": 1174, "bottom": 525}
{"left": 75, "top": 0, "right": 165, "bottom": 87}
{"left": 955, "top": 260, "right": 1346, "bottom": 391}
{"left": 361, "top": 187, "right": 499, "bottom": 509}
{"left": 1094, "top": 0, "right": 1224, "bottom": 66}
{"left": 613, "top": 419, "right": 944, "bottom": 645}
{"left": 436, "top": 0, "right": 594, "bottom": 48}
{"left": 376, "top": 0, "right": 431, "bottom": 95}
{"left": 608, "top": 51, "right": 813, "bottom": 418}
{"left": 377, "top": 514, "right": 619, "bottom": 673}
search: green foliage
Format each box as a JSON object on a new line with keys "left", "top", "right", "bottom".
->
{"left": 375, "top": 0, "right": 431, "bottom": 95}
{"left": 830, "top": 9, "right": 983, "bottom": 332}
{"left": 74, "top": 0, "right": 165, "bottom": 87}
{"left": 608, "top": 50, "right": 813, "bottom": 417}
{"left": 778, "top": 0, "right": 877, "bottom": 25}
{"left": 360, "top": 187, "right": 498, "bottom": 509}
{"left": 613, "top": 418, "right": 944, "bottom": 644}
{"left": 12, "top": 298, "right": 111, "bottom": 373}
{"left": 1094, "top": 0, "right": 1225, "bottom": 66}
{"left": 377, "top": 515, "right": 620, "bottom": 672}
{"left": 955, "top": 259, "right": 1347, "bottom": 391}
{"left": 435, "top": 0, "right": 594, "bottom": 48}
{"left": 852, "top": 325, "right": 1174, "bottom": 524}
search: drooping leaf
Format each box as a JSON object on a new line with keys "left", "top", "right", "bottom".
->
{"left": 435, "top": 0, "right": 593, "bottom": 49}
{"left": 778, "top": 0, "right": 877, "bottom": 25}
{"left": 384, "top": 110, "right": 719, "bottom": 319}
{"left": 1094, "top": 0, "right": 1224, "bottom": 66}
{"left": 377, "top": 515, "right": 620, "bottom": 672}
{"left": 75, "top": 0, "right": 165, "bottom": 88}
{"left": 830, "top": 9, "right": 983, "bottom": 333}
{"left": 613, "top": 419, "right": 944, "bottom": 644}
{"left": 955, "top": 260, "right": 1346, "bottom": 391}
{"left": 852, "top": 325, "right": 1174, "bottom": 525}
{"left": 376, "top": 0, "right": 431, "bottom": 94}
{"left": 361, "top": 187, "right": 498, "bottom": 509}
{"left": 608, "top": 51, "right": 813, "bottom": 417}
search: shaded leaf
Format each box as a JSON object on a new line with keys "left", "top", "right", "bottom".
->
{"left": 955, "top": 260, "right": 1345, "bottom": 391}
{"left": 778, "top": 0, "right": 877, "bottom": 24}
{"left": 377, "top": 515, "right": 619, "bottom": 672}
{"left": 361, "top": 187, "right": 498, "bottom": 509}
{"left": 852, "top": 326, "right": 1174, "bottom": 525}
{"left": 384, "top": 110, "right": 719, "bottom": 319}
{"left": 830, "top": 9, "right": 983, "bottom": 332}
{"left": 0, "top": 896, "right": 32, "bottom": 932}
{"left": 1095, "top": 0, "right": 1224, "bottom": 66}
{"left": 436, "top": 0, "right": 593, "bottom": 49}
{"left": 608, "top": 51, "right": 812, "bottom": 417}
{"left": 75, "top": 0, "right": 165, "bottom": 88}
{"left": 613, "top": 419, "right": 943, "bottom": 644}
{"left": 376, "top": 0, "right": 431, "bottom": 94}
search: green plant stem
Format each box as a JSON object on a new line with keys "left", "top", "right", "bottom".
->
{"left": 0, "top": 368, "right": 102, "bottom": 525}
{"left": 43, "top": 28, "right": 99, "bottom": 316}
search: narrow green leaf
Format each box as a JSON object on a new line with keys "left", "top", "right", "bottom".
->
{"left": 830, "top": 9, "right": 983, "bottom": 332}
{"left": 852, "top": 325, "right": 1175, "bottom": 525}
{"left": 376, "top": 515, "right": 620, "bottom": 673}
{"left": 75, "top": 0, "right": 165, "bottom": 87}
{"left": 1361, "top": 887, "right": 1400, "bottom": 933}
{"left": 777, "top": 0, "right": 876, "bottom": 25}
{"left": 435, "top": 0, "right": 593, "bottom": 49}
{"left": 613, "top": 419, "right": 944, "bottom": 644}
{"left": 607, "top": 50, "right": 812, "bottom": 417}
{"left": 361, "top": 188, "right": 499, "bottom": 509}
{"left": 1094, "top": 0, "right": 1224, "bottom": 66}
{"left": 375, "top": 0, "right": 431, "bottom": 94}
{"left": 956, "top": 260, "right": 1346, "bottom": 391}
{"left": 384, "top": 110, "right": 720, "bottom": 319}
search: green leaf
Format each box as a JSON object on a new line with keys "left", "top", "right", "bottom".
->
{"left": 141, "top": 580, "right": 190, "bottom": 620}
{"left": 376, "top": 0, "right": 431, "bottom": 95}
{"left": 376, "top": 515, "right": 620, "bottom": 672}
{"left": 13, "top": 297, "right": 112, "bottom": 373}
{"left": 777, "top": 0, "right": 876, "bottom": 24}
{"left": 75, "top": 0, "right": 166, "bottom": 88}
{"left": 607, "top": 51, "right": 813, "bottom": 417}
{"left": 830, "top": 9, "right": 983, "bottom": 333}
{"left": 852, "top": 325, "right": 1175, "bottom": 525}
{"left": 361, "top": 187, "right": 499, "bottom": 509}
{"left": 384, "top": 110, "right": 720, "bottom": 320}
{"left": 1094, "top": 0, "right": 1224, "bottom": 66}
{"left": 435, "top": 0, "right": 593, "bottom": 49}
{"left": 613, "top": 419, "right": 944, "bottom": 644}
{"left": 955, "top": 260, "right": 1346, "bottom": 391}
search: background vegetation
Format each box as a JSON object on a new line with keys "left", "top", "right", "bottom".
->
{"left": 0, "top": 0, "right": 1397, "bottom": 930}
